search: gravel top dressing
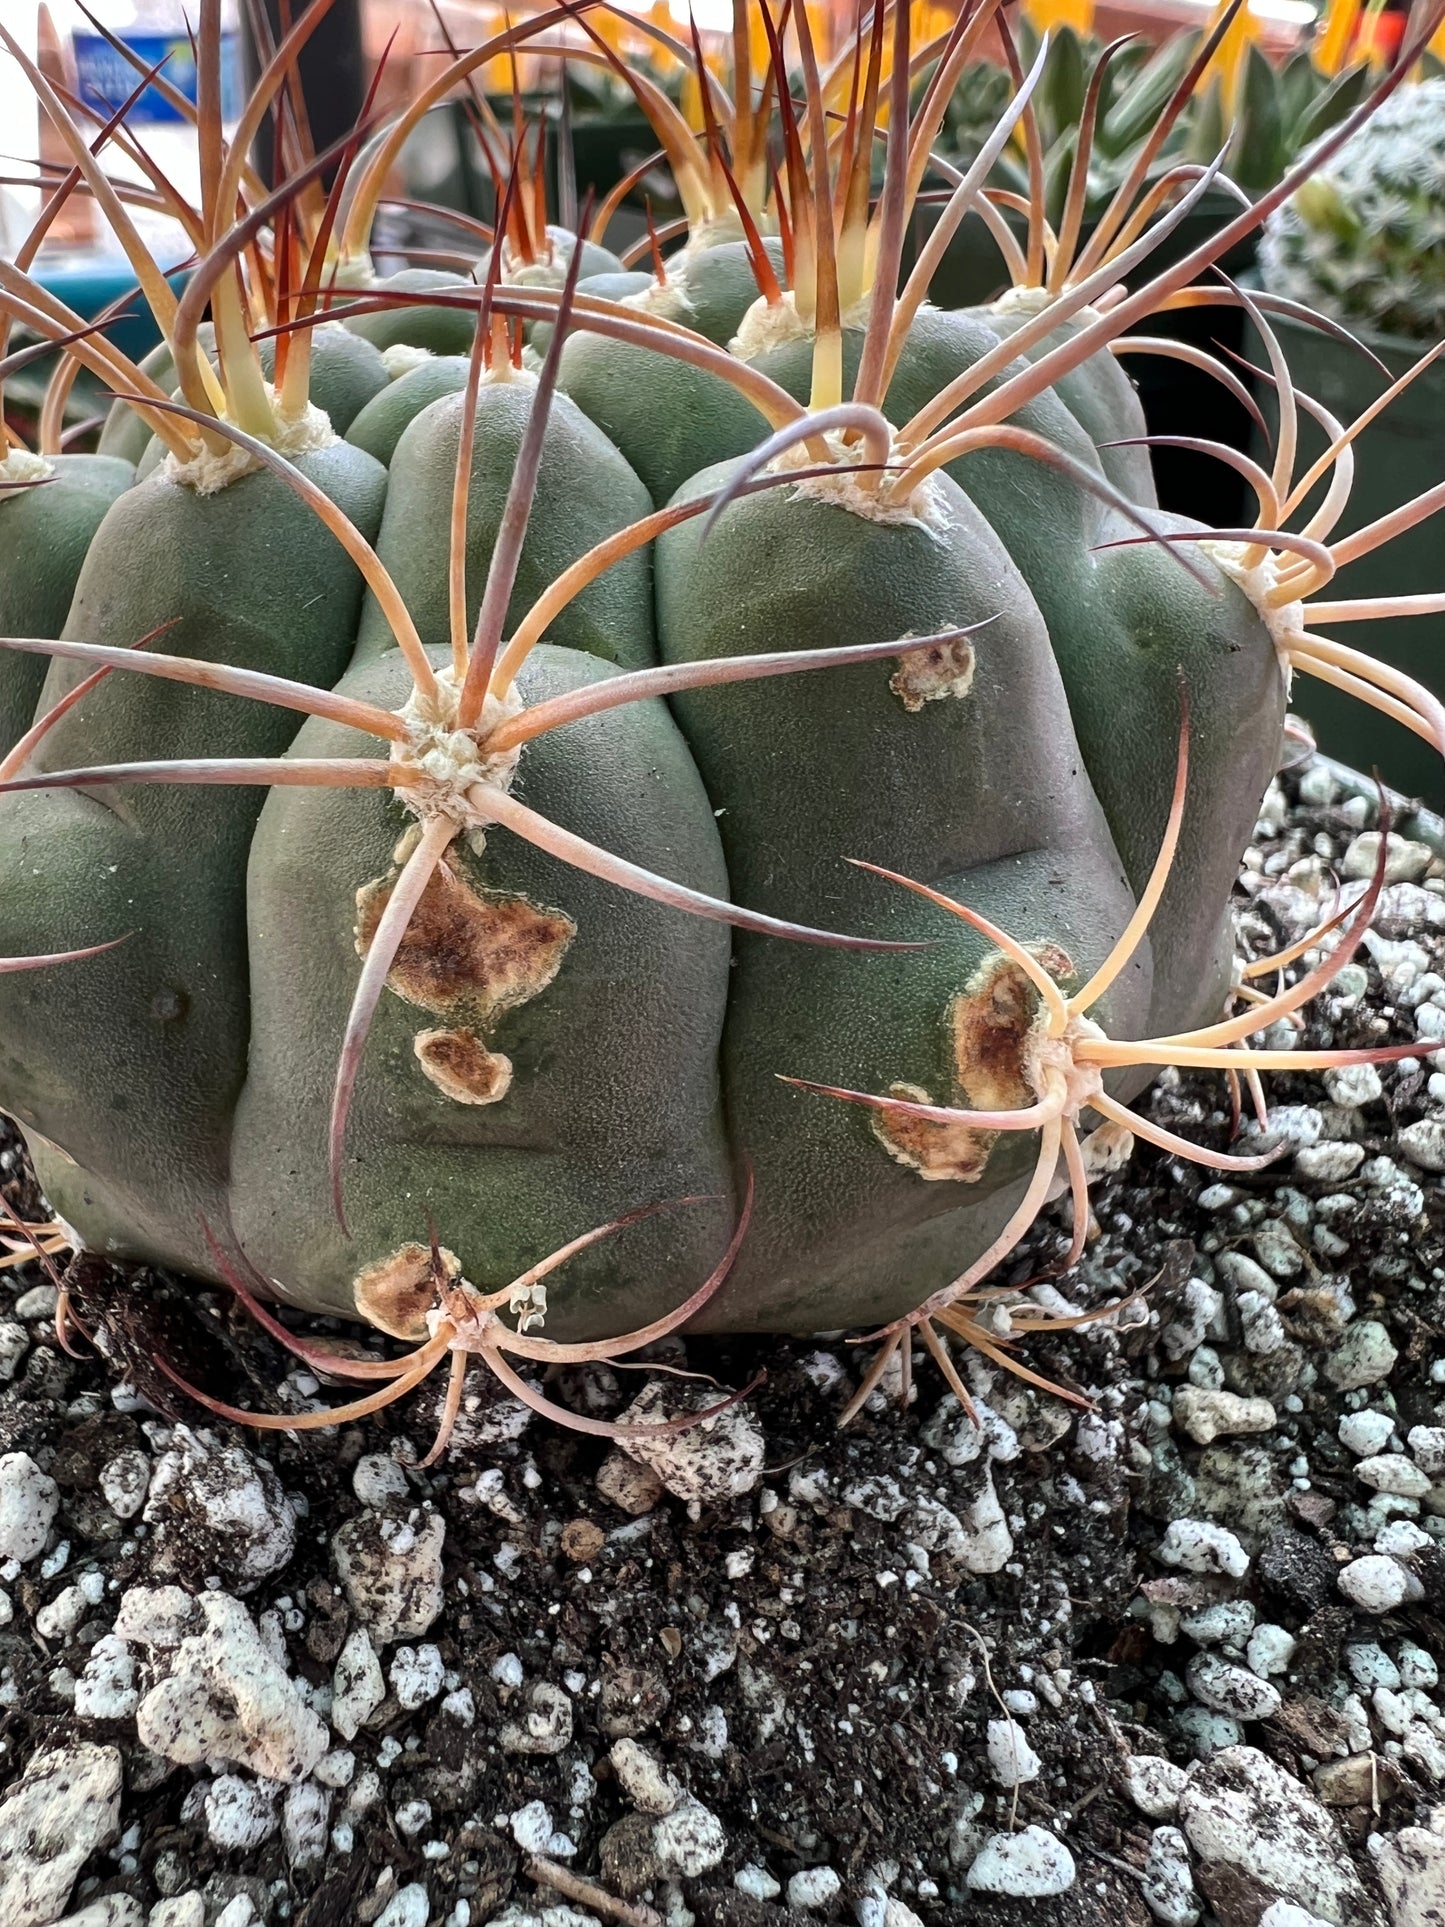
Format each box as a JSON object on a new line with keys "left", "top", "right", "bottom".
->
{"left": 2, "top": 746, "right": 1445, "bottom": 1927}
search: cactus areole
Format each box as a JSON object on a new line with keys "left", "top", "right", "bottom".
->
{"left": 0, "top": 0, "right": 1442, "bottom": 1444}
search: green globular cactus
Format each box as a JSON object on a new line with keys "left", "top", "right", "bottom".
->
{"left": 0, "top": 1, "right": 1436, "bottom": 1450}
{"left": 0, "top": 453, "right": 133, "bottom": 747}
{"left": 1260, "top": 78, "right": 1445, "bottom": 340}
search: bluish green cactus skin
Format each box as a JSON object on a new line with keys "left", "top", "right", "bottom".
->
{"left": 101, "top": 323, "right": 391, "bottom": 470}
{"left": 0, "top": 162, "right": 1297, "bottom": 1352}
{"left": 343, "top": 268, "right": 479, "bottom": 356}
{"left": 654, "top": 458, "right": 1150, "bottom": 1330}
{"left": 352, "top": 379, "right": 656, "bottom": 671}
{"left": 346, "top": 357, "right": 471, "bottom": 467}
{"left": 0, "top": 454, "right": 134, "bottom": 746}
{"left": 748, "top": 309, "right": 1285, "bottom": 1038}
{"left": 0, "top": 444, "right": 386, "bottom": 1279}
{"left": 230, "top": 643, "right": 735, "bottom": 1337}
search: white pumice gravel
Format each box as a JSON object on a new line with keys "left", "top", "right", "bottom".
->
{"left": 1142, "top": 1825, "right": 1201, "bottom": 1927}
{"left": 1323, "top": 1321, "right": 1399, "bottom": 1389}
{"left": 1339, "top": 1554, "right": 1424, "bottom": 1614}
{"left": 1356, "top": 1454, "right": 1433, "bottom": 1498}
{"left": 786, "top": 1867, "right": 842, "bottom": 1910}
{"left": 1172, "top": 1387, "right": 1276, "bottom": 1444}
{"left": 1123, "top": 1754, "right": 1189, "bottom": 1820}
{"left": 965, "top": 1826, "right": 1076, "bottom": 1897}
{"left": 0, "top": 1742, "right": 122, "bottom": 1927}
{"left": 1339, "top": 1411, "right": 1397, "bottom": 1457}
{"left": 332, "top": 1508, "right": 446, "bottom": 1643}
{"left": 1157, "top": 1519, "right": 1251, "bottom": 1578}
{"left": 615, "top": 1382, "right": 765, "bottom": 1505}
{"left": 986, "top": 1716, "right": 1041, "bottom": 1786}
{"left": 0, "top": 1451, "right": 58, "bottom": 1563}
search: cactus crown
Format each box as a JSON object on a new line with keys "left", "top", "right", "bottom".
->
{"left": 1261, "top": 76, "right": 1445, "bottom": 340}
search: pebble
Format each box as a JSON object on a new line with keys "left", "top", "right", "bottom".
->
{"left": 129, "top": 1590, "right": 329, "bottom": 1781}
{"left": 1259, "top": 1907, "right": 1335, "bottom": 1927}
{"left": 389, "top": 1643, "right": 444, "bottom": 1710}
{"left": 75, "top": 1634, "right": 138, "bottom": 1721}
{"left": 0, "top": 1742, "right": 122, "bottom": 1927}
{"left": 1400, "top": 1644, "right": 1439, "bottom": 1690}
{"left": 1324, "top": 1063, "right": 1383, "bottom": 1108}
{"left": 500, "top": 1681, "right": 573, "bottom": 1755}
{"left": 0, "top": 1452, "right": 58, "bottom": 1563}
{"left": 283, "top": 1782, "right": 330, "bottom": 1871}
{"left": 1178, "top": 1745, "right": 1372, "bottom": 1925}
{"left": 98, "top": 1451, "right": 150, "bottom": 1520}
{"left": 1124, "top": 1754, "right": 1188, "bottom": 1820}
{"left": 1339, "top": 1554, "right": 1424, "bottom": 1614}
{"left": 735, "top": 1866, "right": 781, "bottom": 1901}
{"left": 331, "top": 1627, "right": 386, "bottom": 1740}
{"left": 203, "top": 1775, "right": 278, "bottom": 1851}
{"left": 1409, "top": 1427, "right": 1445, "bottom": 1477}
{"left": 1376, "top": 1826, "right": 1445, "bottom": 1927}
{"left": 1397, "top": 1119, "right": 1445, "bottom": 1174}
{"left": 1251, "top": 1223, "right": 1305, "bottom": 1280}
{"left": 1323, "top": 1322, "right": 1398, "bottom": 1390}
{"left": 615, "top": 1383, "right": 765, "bottom": 1505}
{"left": 595, "top": 1450, "right": 664, "bottom": 1516}
{"left": 352, "top": 1453, "right": 410, "bottom": 1509}
{"left": 1239, "top": 1292, "right": 1288, "bottom": 1356}
{"left": 1158, "top": 1519, "right": 1250, "bottom": 1578}
{"left": 332, "top": 1509, "right": 445, "bottom": 1642}
{"left": 650, "top": 1800, "right": 727, "bottom": 1876}
{"left": 13, "top": 1285, "right": 57, "bottom": 1320}
{"left": 787, "top": 1868, "right": 843, "bottom": 1911}
{"left": 611, "top": 1739, "right": 682, "bottom": 1816}
{"left": 966, "top": 1827, "right": 1076, "bottom": 1897}
{"left": 1173, "top": 1387, "right": 1276, "bottom": 1445}
{"left": 143, "top": 1429, "right": 295, "bottom": 1590}
{"left": 1186, "top": 1652, "right": 1282, "bottom": 1722}
{"left": 54, "top": 1901, "right": 144, "bottom": 1927}
{"left": 1142, "top": 1826, "right": 1200, "bottom": 1927}
{"left": 1357, "top": 1455, "right": 1432, "bottom": 1499}
{"left": 1247, "top": 1625, "right": 1297, "bottom": 1678}
{"left": 375, "top": 1888, "right": 431, "bottom": 1927}
{"left": 1181, "top": 1601, "right": 1256, "bottom": 1647}
{"left": 1343, "top": 832, "right": 1433, "bottom": 884}
{"left": 148, "top": 1899, "right": 205, "bottom": 1927}
{"left": 986, "top": 1717, "right": 1041, "bottom": 1786}
{"left": 958, "top": 1467, "right": 1013, "bottom": 1573}
{"left": 1294, "top": 1141, "right": 1365, "bottom": 1182}
{"left": 1340, "top": 1411, "right": 1397, "bottom": 1458}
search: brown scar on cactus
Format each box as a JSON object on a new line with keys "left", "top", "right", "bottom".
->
{"left": 872, "top": 948, "right": 1071, "bottom": 1181}
{"left": 412, "top": 1029, "right": 513, "bottom": 1107}
{"left": 354, "top": 864, "right": 575, "bottom": 1022}
{"left": 786, "top": 708, "right": 1425, "bottom": 1425}
{"left": 156, "top": 1179, "right": 763, "bottom": 1466}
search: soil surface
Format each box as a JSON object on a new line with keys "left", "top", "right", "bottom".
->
{"left": 3, "top": 745, "right": 1445, "bottom": 1927}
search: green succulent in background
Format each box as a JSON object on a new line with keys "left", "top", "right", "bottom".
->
{"left": 1260, "top": 75, "right": 1445, "bottom": 338}
{"left": 935, "top": 25, "right": 1373, "bottom": 225}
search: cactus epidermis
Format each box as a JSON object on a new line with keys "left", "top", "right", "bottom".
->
{"left": 0, "top": 0, "right": 1442, "bottom": 1443}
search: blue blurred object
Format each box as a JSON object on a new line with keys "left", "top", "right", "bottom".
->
{"left": 29, "top": 254, "right": 188, "bottom": 361}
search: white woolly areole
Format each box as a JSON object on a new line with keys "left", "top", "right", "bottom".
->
{"left": 780, "top": 426, "right": 947, "bottom": 530}
{"left": 164, "top": 390, "right": 337, "bottom": 496}
{"left": 992, "top": 285, "right": 1101, "bottom": 325}
{"left": 382, "top": 342, "right": 435, "bottom": 380}
{"left": 730, "top": 289, "right": 872, "bottom": 362}
{"left": 627, "top": 279, "right": 696, "bottom": 325}
{"left": 0, "top": 447, "right": 53, "bottom": 487}
{"left": 1200, "top": 538, "right": 1305, "bottom": 676}
{"left": 394, "top": 670, "right": 525, "bottom": 828}
{"left": 329, "top": 255, "right": 377, "bottom": 290}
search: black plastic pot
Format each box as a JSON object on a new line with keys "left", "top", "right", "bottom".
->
{"left": 1248, "top": 304, "right": 1445, "bottom": 810}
